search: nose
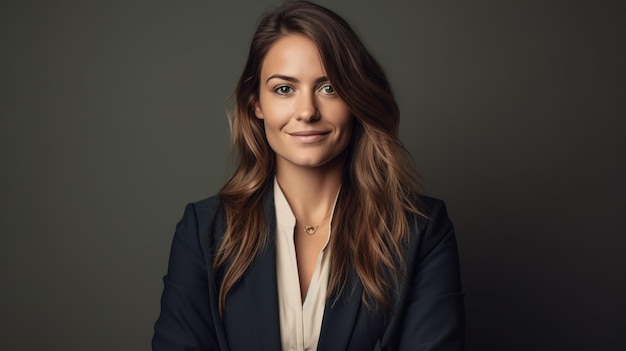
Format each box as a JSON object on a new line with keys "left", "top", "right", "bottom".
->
{"left": 295, "top": 91, "right": 320, "bottom": 122}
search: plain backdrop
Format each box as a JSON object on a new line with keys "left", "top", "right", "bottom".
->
{"left": 1, "top": 0, "right": 624, "bottom": 350}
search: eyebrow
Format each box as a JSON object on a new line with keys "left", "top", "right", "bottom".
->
{"left": 265, "top": 74, "right": 329, "bottom": 85}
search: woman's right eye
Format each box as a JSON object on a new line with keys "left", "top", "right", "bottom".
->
{"left": 274, "top": 85, "right": 293, "bottom": 95}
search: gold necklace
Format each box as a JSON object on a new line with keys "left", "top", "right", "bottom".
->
{"left": 304, "top": 224, "right": 320, "bottom": 235}
{"left": 303, "top": 214, "right": 331, "bottom": 235}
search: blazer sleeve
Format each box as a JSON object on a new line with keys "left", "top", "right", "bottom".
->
{"left": 395, "top": 198, "right": 465, "bottom": 350}
{"left": 152, "top": 203, "right": 218, "bottom": 351}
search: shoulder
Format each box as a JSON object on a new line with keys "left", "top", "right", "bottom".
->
{"left": 411, "top": 195, "right": 457, "bottom": 264}
{"left": 418, "top": 195, "right": 449, "bottom": 218}
{"left": 176, "top": 195, "right": 222, "bottom": 233}
{"left": 174, "top": 194, "right": 227, "bottom": 260}
{"left": 189, "top": 194, "right": 222, "bottom": 215}
{"left": 192, "top": 195, "right": 223, "bottom": 222}
{"left": 416, "top": 195, "right": 453, "bottom": 231}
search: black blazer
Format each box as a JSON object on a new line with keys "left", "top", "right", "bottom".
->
{"left": 153, "top": 187, "right": 465, "bottom": 350}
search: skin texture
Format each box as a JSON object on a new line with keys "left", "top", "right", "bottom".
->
{"left": 253, "top": 34, "right": 353, "bottom": 298}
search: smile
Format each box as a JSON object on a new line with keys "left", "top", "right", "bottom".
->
{"left": 288, "top": 130, "right": 330, "bottom": 143}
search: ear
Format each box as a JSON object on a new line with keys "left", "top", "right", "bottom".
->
{"left": 253, "top": 101, "right": 264, "bottom": 119}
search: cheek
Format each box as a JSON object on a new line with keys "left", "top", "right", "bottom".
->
{"left": 337, "top": 106, "right": 353, "bottom": 132}
{"left": 335, "top": 115, "right": 355, "bottom": 151}
{"left": 262, "top": 111, "right": 286, "bottom": 132}
{"left": 259, "top": 98, "right": 292, "bottom": 126}
{"left": 321, "top": 100, "right": 351, "bottom": 123}
{"left": 343, "top": 112, "right": 358, "bottom": 144}
{"left": 343, "top": 119, "right": 355, "bottom": 145}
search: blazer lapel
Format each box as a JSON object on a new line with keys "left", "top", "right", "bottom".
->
{"left": 316, "top": 273, "right": 364, "bottom": 351}
{"left": 223, "top": 186, "right": 282, "bottom": 350}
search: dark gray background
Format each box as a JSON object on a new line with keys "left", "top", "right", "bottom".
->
{"left": 1, "top": 0, "right": 624, "bottom": 350}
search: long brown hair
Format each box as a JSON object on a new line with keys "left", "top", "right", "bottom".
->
{"left": 215, "top": 0, "right": 424, "bottom": 315}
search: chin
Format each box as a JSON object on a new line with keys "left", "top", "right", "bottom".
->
{"left": 295, "top": 160, "right": 329, "bottom": 168}
{"left": 277, "top": 149, "right": 347, "bottom": 170}
{"left": 295, "top": 156, "right": 344, "bottom": 169}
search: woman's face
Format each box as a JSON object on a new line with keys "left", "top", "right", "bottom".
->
{"left": 254, "top": 34, "right": 353, "bottom": 171}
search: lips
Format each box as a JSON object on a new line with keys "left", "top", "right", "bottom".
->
{"left": 288, "top": 130, "right": 330, "bottom": 143}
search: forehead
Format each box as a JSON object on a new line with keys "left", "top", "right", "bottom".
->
{"left": 260, "top": 34, "right": 327, "bottom": 79}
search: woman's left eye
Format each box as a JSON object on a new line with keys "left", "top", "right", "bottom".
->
{"left": 320, "top": 84, "right": 335, "bottom": 94}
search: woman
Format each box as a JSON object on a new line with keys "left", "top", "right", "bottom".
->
{"left": 153, "top": 1, "right": 464, "bottom": 350}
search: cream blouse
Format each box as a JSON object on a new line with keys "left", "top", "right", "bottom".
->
{"left": 274, "top": 179, "right": 339, "bottom": 351}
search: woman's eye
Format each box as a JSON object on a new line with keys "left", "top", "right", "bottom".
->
{"left": 320, "top": 84, "right": 335, "bottom": 94}
{"left": 274, "top": 85, "right": 293, "bottom": 95}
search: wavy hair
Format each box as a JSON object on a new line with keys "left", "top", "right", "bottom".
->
{"left": 215, "top": 0, "right": 424, "bottom": 315}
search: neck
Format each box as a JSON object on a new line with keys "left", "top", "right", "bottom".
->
{"left": 275, "top": 157, "right": 344, "bottom": 224}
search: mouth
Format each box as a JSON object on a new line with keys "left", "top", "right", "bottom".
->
{"left": 288, "top": 130, "right": 330, "bottom": 143}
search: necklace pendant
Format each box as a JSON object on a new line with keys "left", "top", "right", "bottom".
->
{"left": 304, "top": 226, "right": 316, "bottom": 235}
